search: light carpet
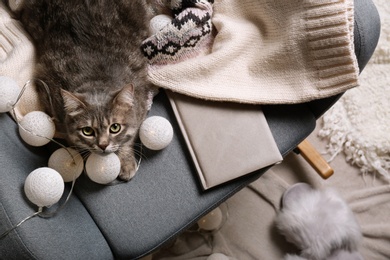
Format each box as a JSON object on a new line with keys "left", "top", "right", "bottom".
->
{"left": 319, "top": 0, "right": 390, "bottom": 179}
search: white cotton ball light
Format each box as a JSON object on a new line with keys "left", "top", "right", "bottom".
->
{"left": 85, "top": 153, "right": 121, "bottom": 184}
{"left": 48, "top": 148, "right": 84, "bottom": 182}
{"left": 24, "top": 167, "right": 65, "bottom": 208}
{"left": 19, "top": 111, "right": 56, "bottom": 146}
{"left": 0, "top": 76, "right": 21, "bottom": 113}
{"left": 149, "top": 14, "right": 173, "bottom": 34}
{"left": 139, "top": 116, "right": 173, "bottom": 150}
{"left": 197, "top": 207, "right": 223, "bottom": 231}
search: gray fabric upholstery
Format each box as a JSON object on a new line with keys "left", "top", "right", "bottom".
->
{"left": 0, "top": 113, "right": 114, "bottom": 259}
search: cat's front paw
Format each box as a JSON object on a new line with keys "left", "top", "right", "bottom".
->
{"left": 118, "top": 157, "right": 138, "bottom": 181}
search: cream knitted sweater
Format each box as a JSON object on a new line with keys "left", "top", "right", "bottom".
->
{"left": 146, "top": 0, "right": 359, "bottom": 104}
{"left": 0, "top": 1, "right": 41, "bottom": 119}
{"left": 0, "top": 0, "right": 358, "bottom": 120}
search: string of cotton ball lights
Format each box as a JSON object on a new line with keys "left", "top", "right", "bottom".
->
{"left": 19, "top": 111, "right": 56, "bottom": 146}
{"left": 48, "top": 148, "right": 84, "bottom": 183}
{"left": 140, "top": 116, "right": 174, "bottom": 150}
{"left": 0, "top": 79, "right": 76, "bottom": 236}
{"left": 0, "top": 75, "right": 174, "bottom": 238}
{"left": 149, "top": 14, "right": 173, "bottom": 35}
{"left": 183, "top": 204, "right": 228, "bottom": 234}
{"left": 24, "top": 167, "right": 65, "bottom": 208}
{"left": 85, "top": 153, "right": 121, "bottom": 184}
{"left": 197, "top": 207, "right": 224, "bottom": 231}
{"left": 0, "top": 76, "right": 20, "bottom": 113}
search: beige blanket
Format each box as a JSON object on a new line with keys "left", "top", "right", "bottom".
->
{"left": 152, "top": 124, "right": 390, "bottom": 260}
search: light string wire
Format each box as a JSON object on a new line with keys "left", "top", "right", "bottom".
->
{"left": 0, "top": 79, "right": 78, "bottom": 239}
{"left": 0, "top": 176, "right": 77, "bottom": 240}
{"left": 0, "top": 208, "right": 43, "bottom": 240}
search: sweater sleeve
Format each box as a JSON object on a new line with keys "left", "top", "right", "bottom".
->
{"left": 0, "top": 2, "right": 43, "bottom": 119}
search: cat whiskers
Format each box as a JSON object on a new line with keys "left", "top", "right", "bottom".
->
{"left": 133, "top": 142, "right": 147, "bottom": 161}
{"left": 107, "top": 144, "right": 121, "bottom": 154}
{"left": 113, "top": 142, "right": 145, "bottom": 172}
{"left": 66, "top": 146, "right": 91, "bottom": 161}
{"left": 67, "top": 143, "right": 145, "bottom": 178}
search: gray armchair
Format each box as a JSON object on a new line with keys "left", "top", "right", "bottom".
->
{"left": 0, "top": 0, "right": 380, "bottom": 259}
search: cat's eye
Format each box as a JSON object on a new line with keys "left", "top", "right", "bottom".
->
{"left": 82, "top": 127, "right": 95, "bottom": 136}
{"left": 110, "top": 123, "right": 121, "bottom": 134}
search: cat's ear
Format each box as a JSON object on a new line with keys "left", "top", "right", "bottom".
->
{"left": 61, "top": 89, "right": 87, "bottom": 117}
{"left": 113, "top": 84, "right": 134, "bottom": 107}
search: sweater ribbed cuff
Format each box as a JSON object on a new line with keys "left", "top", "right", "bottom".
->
{"left": 306, "top": 0, "right": 358, "bottom": 95}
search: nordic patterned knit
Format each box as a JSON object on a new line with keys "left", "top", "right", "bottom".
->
{"left": 144, "top": 0, "right": 359, "bottom": 104}
{"left": 141, "top": 0, "right": 214, "bottom": 65}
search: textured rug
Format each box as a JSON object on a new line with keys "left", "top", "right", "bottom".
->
{"left": 319, "top": 0, "right": 390, "bottom": 179}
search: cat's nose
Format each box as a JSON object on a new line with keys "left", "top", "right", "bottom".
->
{"left": 98, "top": 143, "right": 109, "bottom": 151}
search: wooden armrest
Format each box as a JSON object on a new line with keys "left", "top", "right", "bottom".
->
{"left": 297, "top": 139, "right": 334, "bottom": 179}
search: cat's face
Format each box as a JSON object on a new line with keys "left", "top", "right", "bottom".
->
{"left": 60, "top": 85, "right": 138, "bottom": 154}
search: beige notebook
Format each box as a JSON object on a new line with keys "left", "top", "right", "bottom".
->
{"left": 167, "top": 91, "right": 283, "bottom": 190}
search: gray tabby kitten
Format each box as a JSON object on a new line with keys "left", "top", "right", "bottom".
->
{"left": 13, "top": 0, "right": 155, "bottom": 181}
